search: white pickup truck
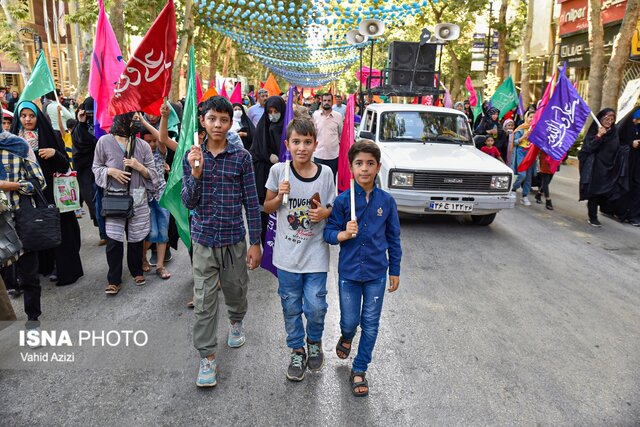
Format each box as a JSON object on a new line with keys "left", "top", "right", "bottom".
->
{"left": 357, "top": 103, "right": 515, "bottom": 225}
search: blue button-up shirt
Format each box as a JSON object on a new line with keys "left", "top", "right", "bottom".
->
{"left": 324, "top": 183, "right": 402, "bottom": 281}
{"left": 181, "top": 138, "right": 261, "bottom": 248}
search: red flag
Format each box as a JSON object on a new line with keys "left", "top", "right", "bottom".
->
{"left": 259, "top": 81, "right": 265, "bottom": 88}
{"left": 466, "top": 76, "right": 477, "bottom": 106}
{"left": 229, "top": 82, "right": 242, "bottom": 104}
{"left": 220, "top": 79, "right": 229, "bottom": 99}
{"left": 109, "top": 0, "right": 176, "bottom": 116}
{"left": 195, "top": 72, "right": 203, "bottom": 102}
{"left": 517, "top": 69, "right": 558, "bottom": 172}
{"left": 337, "top": 94, "right": 356, "bottom": 193}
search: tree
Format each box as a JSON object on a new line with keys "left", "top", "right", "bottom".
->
{"left": 520, "top": 0, "right": 535, "bottom": 105}
{"left": 110, "top": 0, "right": 125, "bottom": 58}
{"left": 170, "top": 0, "right": 194, "bottom": 101}
{"left": 0, "top": 0, "right": 32, "bottom": 83}
{"left": 66, "top": 0, "right": 99, "bottom": 99}
{"left": 495, "top": 0, "right": 509, "bottom": 83}
{"left": 600, "top": 0, "right": 640, "bottom": 110}
{"left": 587, "top": 0, "right": 605, "bottom": 113}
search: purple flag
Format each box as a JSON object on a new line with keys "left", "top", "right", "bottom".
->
{"left": 517, "top": 93, "right": 525, "bottom": 117}
{"left": 261, "top": 86, "right": 296, "bottom": 277}
{"left": 528, "top": 74, "right": 591, "bottom": 161}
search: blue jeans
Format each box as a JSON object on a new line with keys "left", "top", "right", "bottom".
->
{"left": 338, "top": 275, "right": 387, "bottom": 372}
{"left": 277, "top": 270, "right": 328, "bottom": 349}
{"left": 147, "top": 199, "right": 170, "bottom": 243}
{"left": 512, "top": 146, "right": 534, "bottom": 196}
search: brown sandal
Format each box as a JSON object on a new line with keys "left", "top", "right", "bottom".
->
{"left": 336, "top": 336, "right": 352, "bottom": 359}
{"left": 156, "top": 267, "right": 171, "bottom": 280}
{"left": 105, "top": 284, "right": 121, "bottom": 295}
{"left": 133, "top": 275, "right": 146, "bottom": 286}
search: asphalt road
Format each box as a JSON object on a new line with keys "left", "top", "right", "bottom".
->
{"left": 1, "top": 163, "right": 639, "bottom": 426}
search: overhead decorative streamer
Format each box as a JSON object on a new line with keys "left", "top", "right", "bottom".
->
{"left": 195, "top": 0, "right": 432, "bottom": 87}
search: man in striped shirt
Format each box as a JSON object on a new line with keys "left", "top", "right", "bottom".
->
{"left": 182, "top": 97, "right": 262, "bottom": 387}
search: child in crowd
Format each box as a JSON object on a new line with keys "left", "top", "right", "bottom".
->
{"left": 139, "top": 128, "right": 171, "bottom": 279}
{"left": 480, "top": 135, "right": 504, "bottom": 163}
{"left": 182, "top": 96, "right": 262, "bottom": 387}
{"left": 324, "top": 140, "right": 402, "bottom": 397}
{"left": 263, "top": 118, "right": 336, "bottom": 381}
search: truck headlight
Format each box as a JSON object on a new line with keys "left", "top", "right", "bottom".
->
{"left": 490, "top": 175, "right": 510, "bottom": 190}
{"left": 391, "top": 172, "right": 414, "bottom": 188}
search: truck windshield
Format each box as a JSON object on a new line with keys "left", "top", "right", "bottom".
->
{"left": 379, "top": 111, "right": 472, "bottom": 144}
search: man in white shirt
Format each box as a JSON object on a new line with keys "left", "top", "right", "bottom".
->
{"left": 45, "top": 92, "right": 74, "bottom": 133}
{"left": 312, "top": 93, "right": 343, "bottom": 178}
{"left": 332, "top": 94, "right": 346, "bottom": 118}
{"left": 248, "top": 89, "right": 268, "bottom": 126}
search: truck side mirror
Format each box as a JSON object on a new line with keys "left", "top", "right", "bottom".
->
{"left": 359, "top": 131, "right": 375, "bottom": 140}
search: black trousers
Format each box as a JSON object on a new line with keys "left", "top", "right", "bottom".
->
{"left": 16, "top": 251, "right": 40, "bottom": 324}
{"left": 588, "top": 196, "right": 608, "bottom": 221}
{"left": 539, "top": 173, "right": 554, "bottom": 198}
{"left": 76, "top": 167, "right": 97, "bottom": 222}
{"left": 106, "top": 238, "right": 144, "bottom": 285}
{"left": 314, "top": 157, "right": 338, "bottom": 179}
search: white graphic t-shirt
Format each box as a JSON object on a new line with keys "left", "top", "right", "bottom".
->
{"left": 266, "top": 162, "right": 336, "bottom": 273}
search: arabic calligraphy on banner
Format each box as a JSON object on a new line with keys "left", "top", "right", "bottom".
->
{"left": 113, "top": 50, "right": 172, "bottom": 98}
{"left": 559, "top": 0, "right": 627, "bottom": 36}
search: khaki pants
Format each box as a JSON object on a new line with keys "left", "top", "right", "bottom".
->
{"left": 192, "top": 240, "right": 249, "bottom": 358}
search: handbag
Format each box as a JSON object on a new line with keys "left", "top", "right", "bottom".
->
{"left": 100, "top": 136, "right": 136, "bottom": 219}
{"left": 14, "top": 179, "right": 62, "bottom": 252}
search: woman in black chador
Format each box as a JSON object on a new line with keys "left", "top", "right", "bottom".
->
{"left": 615, "top": 107, "right": 640, "bottom": 226}
{"left": 578, "top": 108, "right": 630, "bottom": 227}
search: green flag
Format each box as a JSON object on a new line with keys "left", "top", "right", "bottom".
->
{"left": 18, "top": 51, "right": 56, "bottom": 104}
{"left": 489, "top": 76, "right": 518, "bottom": 119}
{"left": 160, "top": 47, "right": 196, "bottom": 251}
{"left": 473, "top": 90, "right": 483, "bottom": 122}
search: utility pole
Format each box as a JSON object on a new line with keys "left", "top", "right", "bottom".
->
{"left": 485, "top": 1, "right": 493, "bottom": 75}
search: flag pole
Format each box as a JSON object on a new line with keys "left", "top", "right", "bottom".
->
{"left": 350, "top": 178, "right": 357, "bottom": 237}
{"left": 42, "top": 0, "right": 60, "bottom": 105}
{"left": 590, "top": 111, "right": 603, "bottom": 129}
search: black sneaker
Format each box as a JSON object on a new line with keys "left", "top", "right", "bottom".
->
{"left": 164, "top": 248, "right": 172, "bottom": 262}
{"left": 307, "top": 340, "right": 324, "bottom": 372}
{"left": 588, "top": 218, "right": 602, "bottom": 227}
{"left": 629, "top": 219, "right": 640, "bottom": 227}
{"left": 535, "top": 193, "right": 542, "bottom": 204}
{"left": 149, "top": 252, "right": 157, "bottom": 267}
{"left": 286, "top": 351, "right": 307, "bottom": 381}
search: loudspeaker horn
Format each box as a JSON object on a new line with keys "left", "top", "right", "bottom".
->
{"left": 359, "top": 19, "right": 385, "bottom": 37}
{"left": 434, "top": 23, "right": 460, "bottom": 41}
{"left": 346, "top": 29, "right": 369, "bottom": 45}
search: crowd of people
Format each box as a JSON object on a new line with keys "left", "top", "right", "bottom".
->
{"left": 1, "top": 81, "right": 639, "bottom": 394}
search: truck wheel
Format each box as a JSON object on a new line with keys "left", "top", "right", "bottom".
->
{"left": 471, "top": 213, "right": 496, "bottom": 226}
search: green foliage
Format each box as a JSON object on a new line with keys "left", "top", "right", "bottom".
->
{"left": 66, "top": 0, "right": 99, "bottom": 31}
{"left": 0, "top": 0, "right": 30, "bottom": 63}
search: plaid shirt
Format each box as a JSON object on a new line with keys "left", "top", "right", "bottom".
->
{"left": 182, "top": 138, "right": 261, "bottom": 248}
{"left": 0, "top": 149, "right": 46, "bottom": 210}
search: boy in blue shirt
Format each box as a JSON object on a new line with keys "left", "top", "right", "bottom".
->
{"left": 324, "top": 140, "right": 402, "bottom": 397}
{"left": 264, "top": 118, "right": 336, "bottom": 381}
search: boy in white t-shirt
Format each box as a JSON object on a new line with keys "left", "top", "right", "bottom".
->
{"left": 264, "top": 118, "right": 336, "bottom": 382}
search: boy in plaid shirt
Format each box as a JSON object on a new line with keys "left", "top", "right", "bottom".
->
{"left": 182, "top": 97, "right": 262, "bottom": 387}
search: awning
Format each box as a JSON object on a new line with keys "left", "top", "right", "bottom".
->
{"left": 0, "top": 52, "right": 22, "bottom": 74}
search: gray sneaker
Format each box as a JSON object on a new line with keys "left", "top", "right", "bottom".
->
{"left": 286, "top": 351, "right": 307, "bottom": 381}
{"left": 196, "top": 357, "right": 217, "bottom": 387}
{"left": 228, "top": 321, "right": 246, "bottom": 348}
{"left": 307, "top": 341, "right": 324, "bottom": 372}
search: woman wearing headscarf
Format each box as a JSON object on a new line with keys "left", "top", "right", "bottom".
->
{"left": 475, "top": 107, "right": 508, "bottom": 160}
{"left": 250, "top": 96, "right": 286, "bottom": 245}
{"left": 231, "top": 102, "right": 255, "bottom": 150}
{"left": 613, "top": 107, "right": 640, "bottom": 226}
{"left": 92, "top": 112, "right": 158, "bottom": 295}
{"left": 10, "top": 101, "right": 84, "bottom": 286}
{"left": 503, "top": 118, "right": 515, "bottom": 166}
{"left": 578, "top": 108, "right": 629, "bottom": 227}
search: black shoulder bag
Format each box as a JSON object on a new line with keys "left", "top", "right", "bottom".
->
{"left": 14, "top": 179, "right": 62, "bottom": 252}
{"left": 100, "top": 136, "right": 135, "bottom": 219}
